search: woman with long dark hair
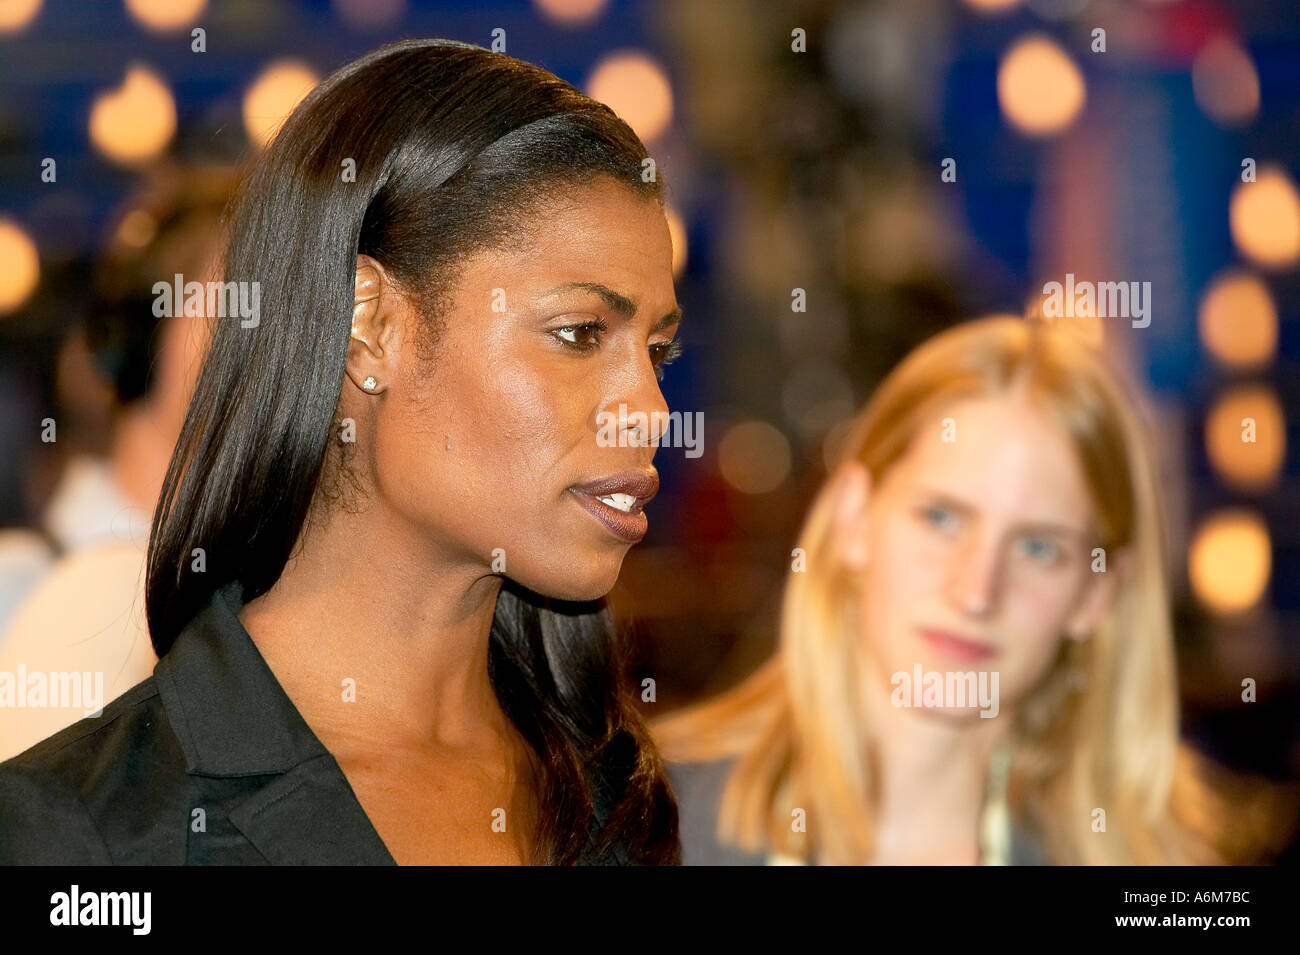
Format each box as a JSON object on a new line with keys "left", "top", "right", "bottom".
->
{"left": 0, "top": 38, "right": 682, "bottom": 865}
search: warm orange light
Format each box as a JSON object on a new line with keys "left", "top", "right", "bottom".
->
{"left": 586, "top": 51, "right": 673, "bottom": 143}
{"left": 1198, "top": 270, "right": 1277, "bottom": 369}
{"left": 997, "top": 35, "right": 1086, "bottom": 137}
{"left": 0, "top": 0, "right": 41, "bottom": 32}
{"left": 1230, "top": 167, "right": 1300, "bottom": 268}
{"left": 533, "top": 0, "right": 607, "bottom": 25}
{"left": 89, "top": 65, "right": 176, "bottom": 165}
{"left": 125, "top": 0, "right": 205, "bottom": 31}
{"left": 1192, "top": 36, "right": 1259, "bottom": 126}
{"left": 115, "top": 208, "right": 158, "bottom": 250}
{"left": 964, "top": 0, "right": 1020, "bottom": 10}
{"left": 718, "top": 421, "right": 791, "bottom": 494}
{"left": 1205, "top": 386, "right": 1285, "bottom": 492}
{"left": 0, "top": 218, "right": 39, "bottom": 314}
{"left": 664, "top": 204, "right": 687, "bottom": 277}
{"left": 243, "top": 61, "right": 319, "bottom": 149}
{"left": 1188, "top": 510, "right": 1271, "bottom": 614}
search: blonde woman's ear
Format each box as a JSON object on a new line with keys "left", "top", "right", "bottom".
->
{"left": 831, "top": 461, "right": 872, "bottom": 572}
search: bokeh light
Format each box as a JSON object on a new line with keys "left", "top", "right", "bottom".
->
{"left": 333, "top": 0, "right": 405, "bottom": 30}
{"left": 0, "top": 0, "right": 41, "bottom": 33}
{"left": 664, "top": 204, "right": 688, "bottom": 277}
{"left": 0, "top": 218, "right": 39, "bottom": 314}
{"left": 125, "top": 0, "right": 205, "bottom": 32}
{"left": 1192, "top": 35, "right": 1260, "bottom": 126}
{"left": 89, "top": 65, "right": 176, "bottom": 164}
{"left": 964, "top": 0, "right": 1020, "bottom": 11}
{"left": 586, "top": 51, "right": 673, "bottom": 143}
{"left": 718, "top": 421, "right": 792, "bottom": 494}
{"left": 115, "top": 208, "right": 158, "bottom": 250}
{"left": 1198, "top": 270, "right": 1277, "bottom": 370}
{"left": 1189, "top": 510, "right": 1272, "bottom": 614}
{"left": 243, "top": 60, "right": 319, "bottom": 149}
{"left": 1205, "top": 385, "right": 1285, "bottom": 491}
{"left": 1230, "top": 166, "right": 1300, "bottom": 268}
{"left": 997, "top": 34, "right": 1086, "bottom": 137}
{"left": 533, "top": 0, "right": 607, "bottom": 26}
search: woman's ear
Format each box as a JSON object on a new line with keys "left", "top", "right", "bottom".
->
{"left": 1064, "top": 545, "right": 1130, "bottom": 642}
{"left": 830, "top": 461, "right": 872, "bottom": 572}
{"left": 345, "top": 254, "right": 395, "bottom": 395}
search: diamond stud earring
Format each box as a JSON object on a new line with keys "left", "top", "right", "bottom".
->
{"left": 362, "top": 376, "right": 378, "bottom": 392}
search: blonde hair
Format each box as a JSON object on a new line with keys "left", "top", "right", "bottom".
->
{"left": 655, "top": 317, "right": 1287, "bottom": 864}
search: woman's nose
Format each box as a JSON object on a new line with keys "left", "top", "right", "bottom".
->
{"left": 595, "top": 352, "right": 671, "bottom": 450}
{"left": 625, "top": 354, "right": 671, "bottom": 445}
{"left": 945, "top": 531, "right": 1002, "bottom": 618}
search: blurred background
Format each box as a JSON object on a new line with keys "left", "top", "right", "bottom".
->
{"left": 0, "top": 0, "right": 1296, "bottom": 853}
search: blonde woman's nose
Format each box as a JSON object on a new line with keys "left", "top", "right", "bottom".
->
{"left": 945, "top": 532, "right": 1002, "bottom": 618}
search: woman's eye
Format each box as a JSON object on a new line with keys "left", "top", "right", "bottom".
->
{"left": 649, "top": 338, "right": 683, "bottom": 381}
{"left": 922, "top": 506, "right": 960, "bottom": 533}
{"left": 1019, "top": 536, "right": 1060, "bottom": 564}
{"left": 552, "top": 319, "right": 607, "bottom": 351}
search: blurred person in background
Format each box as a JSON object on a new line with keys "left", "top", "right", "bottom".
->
{"left": 0, "top": 162, "right": 234, "bottom": 759}
{"left": 655, "top": 316, "right": 1296, "bottom": 865}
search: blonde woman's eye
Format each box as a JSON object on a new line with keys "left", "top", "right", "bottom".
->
{"left": 1020, "top": 536, "right": 1060, "bottom": 563}
{"left": 922, "top": 506, "right": 960, "bottom": 533}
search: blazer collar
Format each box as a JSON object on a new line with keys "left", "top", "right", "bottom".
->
{"left": 155, "top": 579, "right": 328, "bottom": 776}
{"left": 155, "top": 580, "right": 397, "bottom": 865}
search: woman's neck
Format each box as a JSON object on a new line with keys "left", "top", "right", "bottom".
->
{"left": 860, "top": 662, "right": 1013, "bottom": 865}
{"left": 236, "top": 496, "right": 511, "bottom": 756}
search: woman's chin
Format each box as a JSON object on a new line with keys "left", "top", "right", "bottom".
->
{"left": 540, "top": 562, "right": 625, "bottom": 604}
{"left": 498, "top": 548, "right": 624, "bottom": 604}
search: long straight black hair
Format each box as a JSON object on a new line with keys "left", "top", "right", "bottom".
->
{"left": 145, "top": 38, "right": 678, "bottom": 865}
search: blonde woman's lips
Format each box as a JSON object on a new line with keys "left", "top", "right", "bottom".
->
{"left": 918, "top": 628, "right": 998, "bottom": 662}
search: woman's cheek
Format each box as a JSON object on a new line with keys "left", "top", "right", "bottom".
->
{"left": 998, "top": 584, "right": 1077, "bottom": 697}
{"left": 861, "top": 511, "right": 928, "bottom": 674}
{"left": 876, "top": 510, "right": 947, "bottom": 601}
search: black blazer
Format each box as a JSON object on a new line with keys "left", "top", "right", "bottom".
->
{"left": 0, "top": 580, "right": 399, "bottom": 864}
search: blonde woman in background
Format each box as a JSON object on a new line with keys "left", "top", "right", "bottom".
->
{"left": 655, "top": 316, "right": 1290, "bottom": 866}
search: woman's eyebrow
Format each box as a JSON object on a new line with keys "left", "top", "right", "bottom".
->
{"left": 1013, "top": 520, "right": 1092, "bottom": 542}
{"left": 542, "top": 281, "right": 683, "bottom": 331}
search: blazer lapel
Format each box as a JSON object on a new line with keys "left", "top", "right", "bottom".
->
{"left": 156, "top": 580, "right": 396, "bottom": 865}
{"left": 227, "top": 756, "right": 396, "bottom": 865}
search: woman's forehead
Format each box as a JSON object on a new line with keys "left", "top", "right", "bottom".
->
{"left": 888, "top": 393, "right": 1095, "bottom": 525}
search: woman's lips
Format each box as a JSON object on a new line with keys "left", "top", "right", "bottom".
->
{"left": 568, "top": 469, "right": 658, "bottom": 544}
{"left": 568, "top": 488, "right": 649, "bottom": 542}
{"left": 917, "top": 628, "right": 998, "bottom": 662}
